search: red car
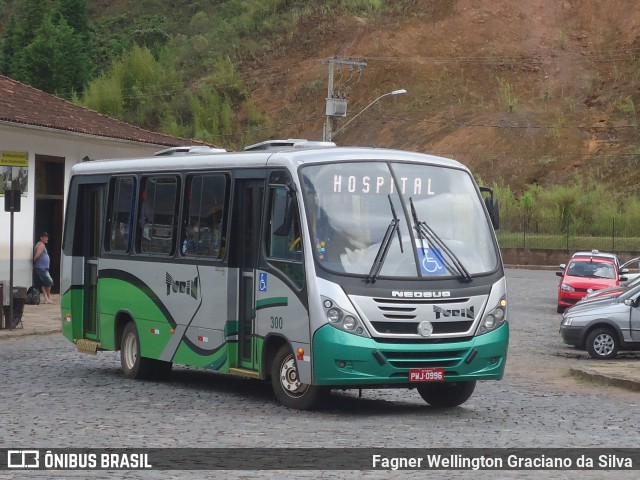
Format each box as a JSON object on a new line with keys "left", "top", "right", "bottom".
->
{"left": 556, "top": 251, "right": 627, "bottom": 313}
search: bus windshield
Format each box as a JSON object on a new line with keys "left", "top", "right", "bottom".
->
{"left": 300, "top": 161, "right": 498, "bottom": 278}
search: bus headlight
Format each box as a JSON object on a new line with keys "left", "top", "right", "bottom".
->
{"left": 321, "top": 296, "right": 370, "bottom": 338}
{"left": 476, "top": 296, "right": 507, "bottom": 336}
{"left": 343, "top": 315, "right": 356, "bottom": 330}
{"left": 327, "top": 308, "right": 342, "bottom": 324}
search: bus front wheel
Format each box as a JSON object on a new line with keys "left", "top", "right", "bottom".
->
{"left": 121, "top": 322, "right": 155, "bottom": 379}
{"left": 271, "top": 345, "right": 328, "bottom": 410}
{"left": 416, "top": 381, "right": 476, "bottom": 408}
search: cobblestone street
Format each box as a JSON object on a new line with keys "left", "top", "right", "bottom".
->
{"left": 0, "top": 270, "right": 639, "bottom": 479}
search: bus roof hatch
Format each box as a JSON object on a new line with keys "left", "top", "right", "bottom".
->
{"left": 243, "top": 139, "right": 336, "bottom": 152}
{"left": 154, "top": 146, "right": 228, "bottom": 156}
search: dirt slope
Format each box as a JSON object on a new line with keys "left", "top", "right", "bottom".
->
{"left": 247, "top": 0, "right": 640, "bottom": 194}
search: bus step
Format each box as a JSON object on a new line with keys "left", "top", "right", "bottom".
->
{"left": 229, "top": 368, "right": 261, "bottom": 379}
{"left": 76, "top": 339, "right": 100, "bottom": 356}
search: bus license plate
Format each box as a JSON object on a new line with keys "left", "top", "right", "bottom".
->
{"left": 409, "top": 368, "right": 445, "bottom": 382}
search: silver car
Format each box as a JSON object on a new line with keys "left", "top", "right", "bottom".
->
{"left": 560, "top": 283, "right": 640, "bottom": 359}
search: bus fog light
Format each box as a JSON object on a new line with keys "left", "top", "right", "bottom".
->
{"left": 323, "top": 299, "right": 333, "bottom": 308}
{"left": 337, "top": 360, "right": 346, "bottom": 368}
{"left": 343, "top": 315, "right": 356, "bottom": 330}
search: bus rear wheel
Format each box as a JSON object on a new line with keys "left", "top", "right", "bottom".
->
{"left": 271, "top": 345, "right": 328, "bottom": 410}
{"left": 416, "top": 381, "right": 476, "bottom": 408}
{"left": 121, "top": 322, "right": 155, "bottom": 379}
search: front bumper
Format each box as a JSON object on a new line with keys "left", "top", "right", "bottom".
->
{"left": 312, "top": 323, "right": 509, "bottom": 387}
{"left": 560, "top": 325, "right": 584, "bottom": 347}
{"left": 558, "top": 292, "right": 586, "bottom": 308}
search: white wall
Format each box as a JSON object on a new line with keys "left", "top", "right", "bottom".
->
{"left": 0, "top": 122, "right": 167, "bottom": 289}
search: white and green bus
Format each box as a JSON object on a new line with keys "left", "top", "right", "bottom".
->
{"left": 61, "top": 139, "right": 508, "bottom": 410}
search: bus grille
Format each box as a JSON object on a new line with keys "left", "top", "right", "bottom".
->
{"left": 371, "top": 320, "right": 473, "bottom": 335}
{"left": 349, "top": 294, "right": 483, "bottom": 339}
{"left": 380, "top": 349, "right": 467, "bottom": 369}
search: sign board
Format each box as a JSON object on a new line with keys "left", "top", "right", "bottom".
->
{"left": 0, "top": 151, "right": 28, "bottom": 195}
{"left": 0, "top": 151, "right": 28, "bottom": 167}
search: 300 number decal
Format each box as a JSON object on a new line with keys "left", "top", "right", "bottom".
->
{"left": 270, "top": 316, "right": 283, "bottom": 329}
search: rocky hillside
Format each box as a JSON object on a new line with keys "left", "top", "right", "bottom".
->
{"left": 247, "top": 0, "right": 640, "bottom": 195}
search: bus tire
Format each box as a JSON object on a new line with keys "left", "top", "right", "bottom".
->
{"left": 417, "top": 381, "right": 476, "bottom": 408}
{"left": 270, "top": 345, "right": 328, "bottom": 410}
{"left": 120, "top": 322, "right": 154, "bottom": 380}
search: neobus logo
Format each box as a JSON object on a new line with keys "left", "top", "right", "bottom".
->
{"left": 166, "top": 272, "right": 199, "bottom": 299}
{"left": 391, "top": 291, "right": 451, "bottom": 298}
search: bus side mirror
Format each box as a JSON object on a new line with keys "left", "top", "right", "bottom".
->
{"left": 480, "top": 186, "right": 500, "bottom": 230}
{"left": 273, "top": 185, "right": 295, "bottom": 236}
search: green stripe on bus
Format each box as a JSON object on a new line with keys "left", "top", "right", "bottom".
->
{"left": 255, "top": 297, "right": 288, "bottom": 310}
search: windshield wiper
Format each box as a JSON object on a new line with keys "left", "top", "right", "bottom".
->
{"left": 409, "top": 198, "right": 472, "bottom": 282}
{"left": 367, "top": 196, "right": 403, "bottom": 283}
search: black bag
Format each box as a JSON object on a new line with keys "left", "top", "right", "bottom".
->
{"left": 25, "top": 286, "right": 40, "bottom": 305}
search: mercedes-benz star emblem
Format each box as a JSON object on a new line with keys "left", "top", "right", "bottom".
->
{"left": 417, "top": 320, "right": 433, "bottom": 337}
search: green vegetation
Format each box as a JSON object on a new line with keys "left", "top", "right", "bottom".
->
{"left": 1, "top": 0, "right": 394, "bottom": 149}
{"left": 0, "top": 0, "right": 638, "bottom": 230}
{"left": 496, "top": 76, "right": 516, "bottom": 112}
{"left": 1, "top": 0, "right": 92, "bottom": 97}
{"left": 491, "top": 179, "right": 640, "bottom": 251}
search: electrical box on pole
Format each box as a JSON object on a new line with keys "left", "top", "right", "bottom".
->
{"left": 326, "top": 98, "right": 347, "bottom": 117}
{"left": 322, "top": 57, "right": 367, "bottom": 141}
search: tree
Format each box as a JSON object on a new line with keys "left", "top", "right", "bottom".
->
{"left": 55, "top": 0, "right": 91, "bottom": 38}
{"left": 11, "top": 14, "right": 90, "bottom": 96}
{"left": 1, "top": 0, "right": 93, "bottom": 96}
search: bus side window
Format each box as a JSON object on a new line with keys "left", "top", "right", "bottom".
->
{"left": 182, "top": 174, "right": 228, "bottom": 259}
{"left": 137, "top": 176, "right": 179, "bottom": 255}
{"left": 266, "top": 185, "right": 304, "bottom": 289}
{"left": 105, "top": 176, "right": 135, "bottom": 253}
{"left": 267, "top": 187, "right": 301, "bottom": 261}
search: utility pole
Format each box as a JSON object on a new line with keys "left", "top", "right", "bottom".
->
{"left": 322, "top": 57, "right": 367, "bottom": 141}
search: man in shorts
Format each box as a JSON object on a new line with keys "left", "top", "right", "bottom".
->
{"left": 33, "top": 232, "right": 54, "bottom": 304}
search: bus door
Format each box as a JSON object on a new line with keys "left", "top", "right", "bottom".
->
{"left": 77, "top": 184, "right": 104, "bottom": 339}
{"left": 233, "top": 179, "right": 264, "bottom": 370}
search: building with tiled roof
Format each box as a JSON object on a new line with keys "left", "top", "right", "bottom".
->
{"left": 0, "top": 75, "right": 215, "bottom": 298}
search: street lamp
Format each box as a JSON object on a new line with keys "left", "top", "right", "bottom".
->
{"left": 330, "top": 89, "right": 406, "bottom": 140}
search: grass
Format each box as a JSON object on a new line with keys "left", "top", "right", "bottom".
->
{"left": 496, "top": 76, "right": 516, "bottom": 112}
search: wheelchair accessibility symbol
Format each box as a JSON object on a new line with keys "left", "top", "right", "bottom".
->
{"left": 259, "top": 272, "right": 268, "bottom": 292}
{"left": 417, "top": 247, "right": 447, "bottom": 275}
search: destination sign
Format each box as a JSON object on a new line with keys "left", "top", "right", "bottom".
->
{"left": 332, "top": 175, "right": 435, "bottom": 196}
